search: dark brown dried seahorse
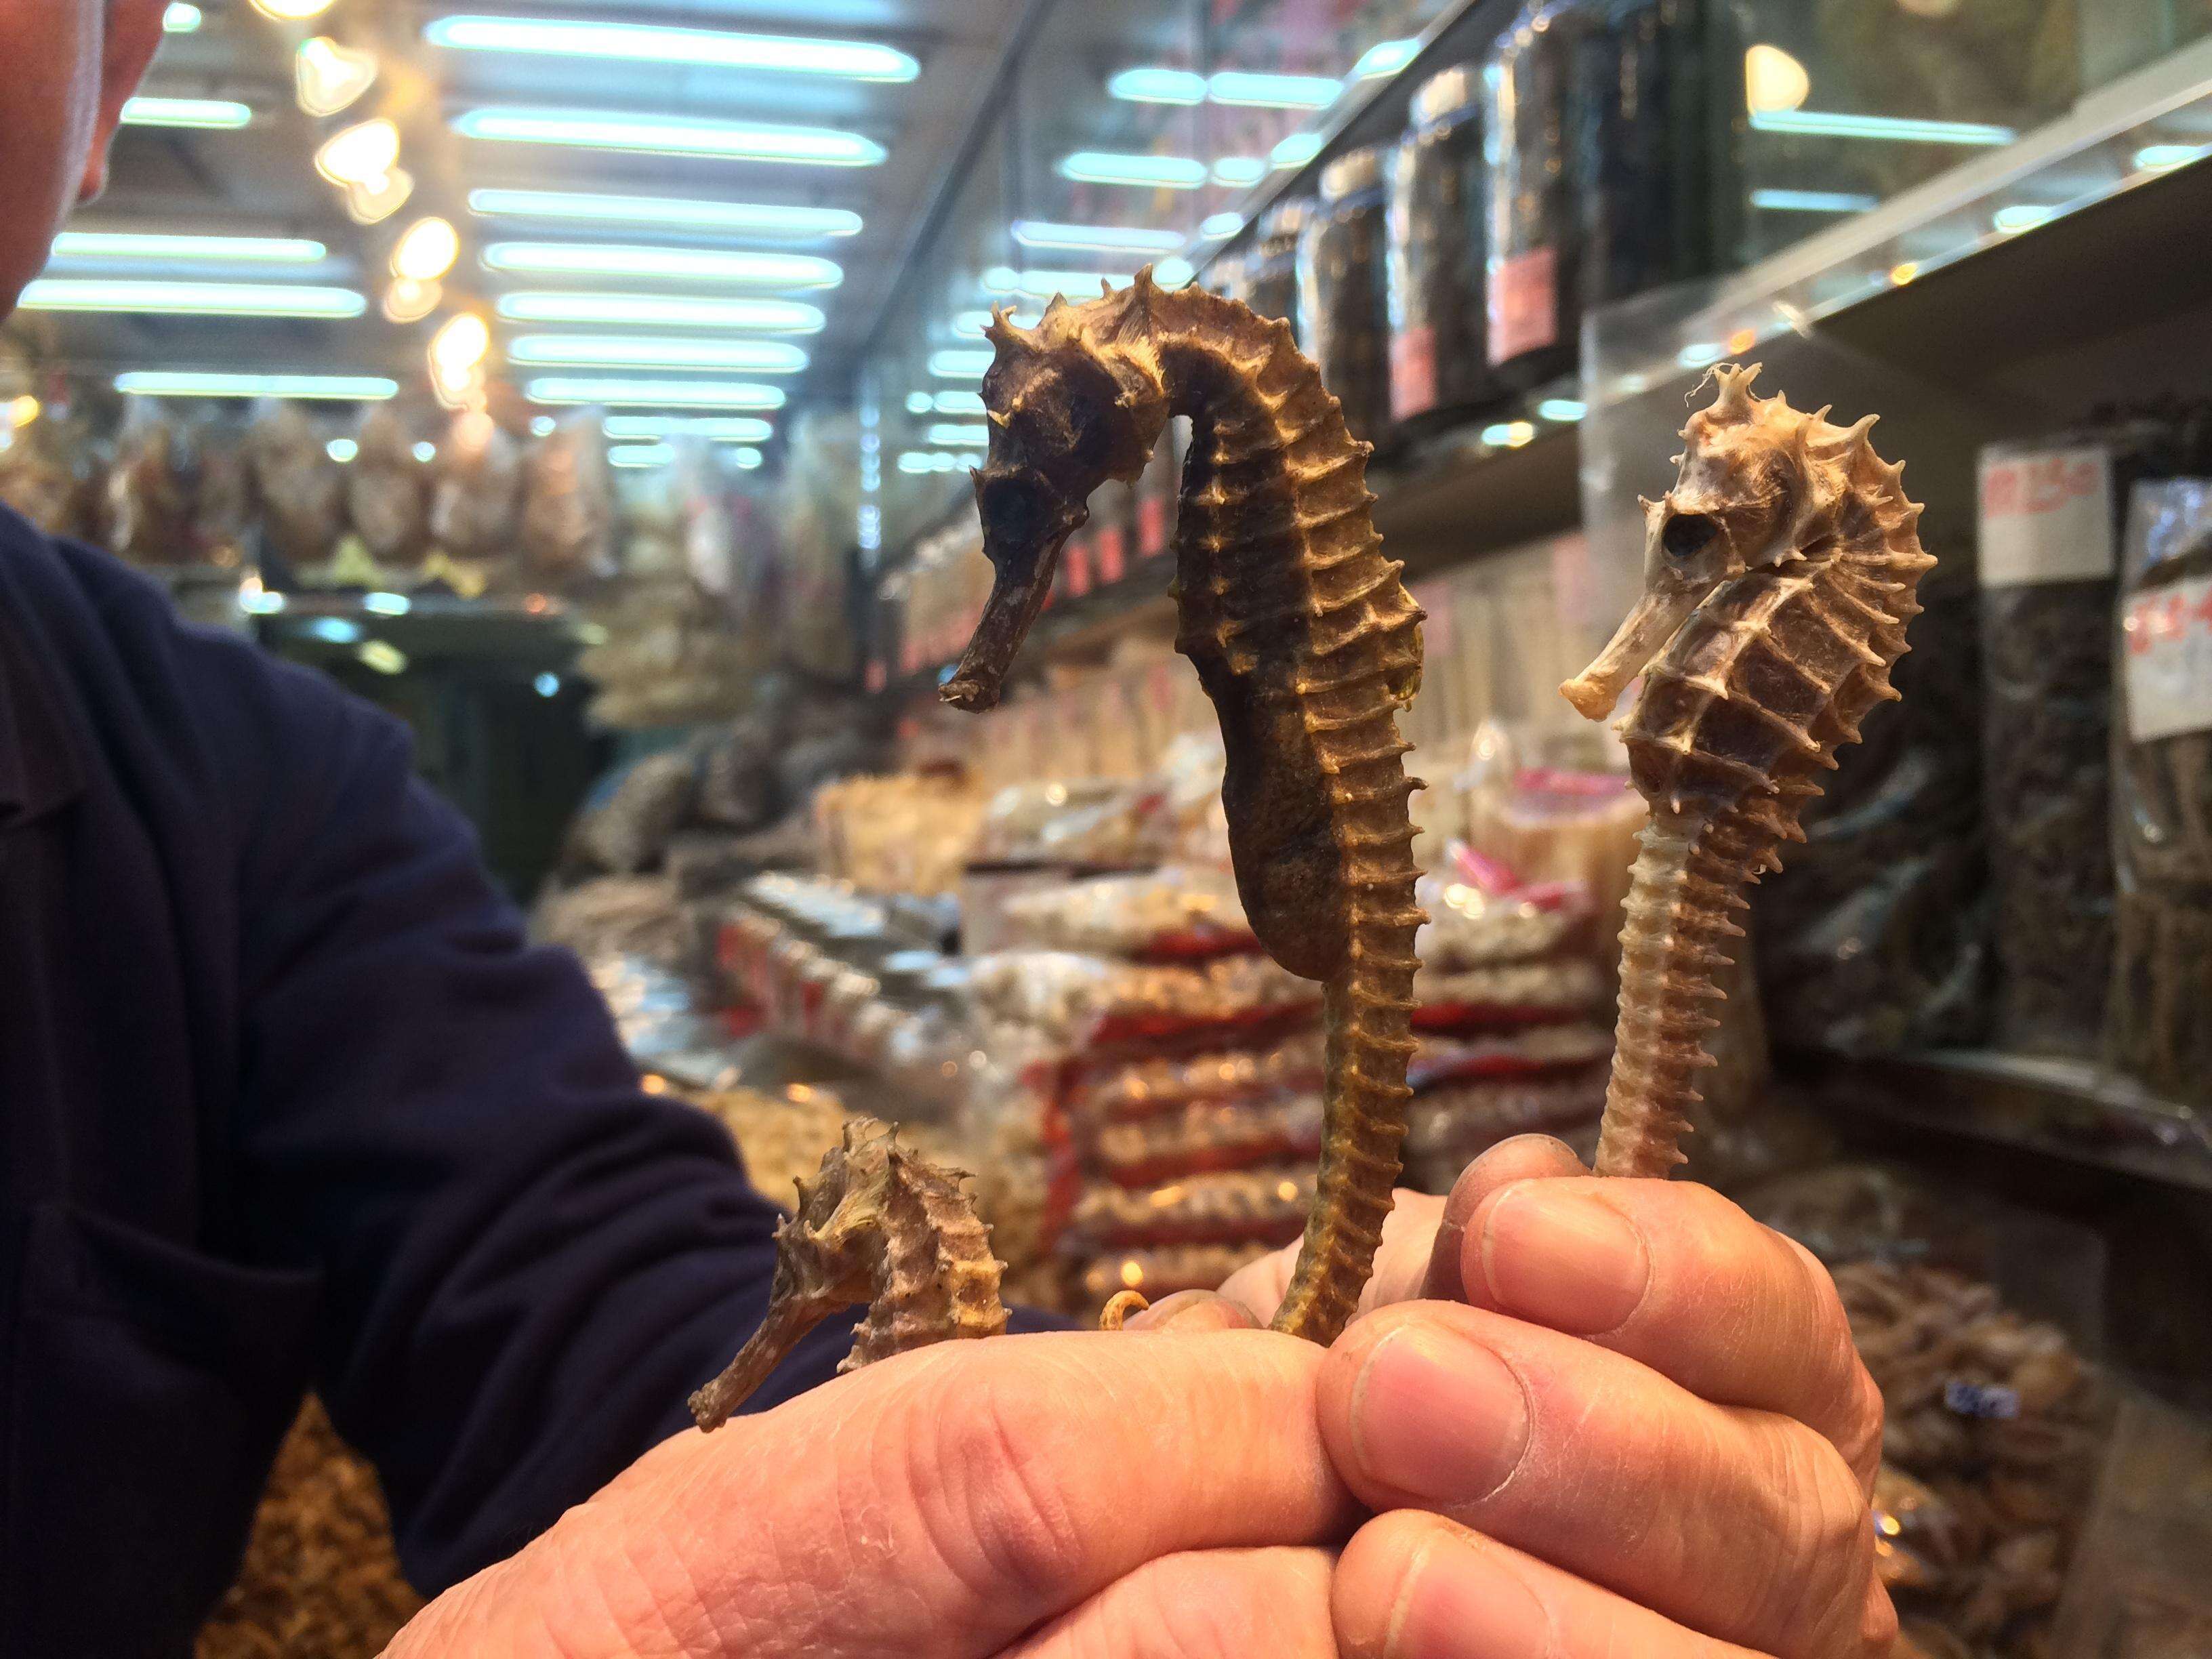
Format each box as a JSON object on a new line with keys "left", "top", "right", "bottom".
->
{"left": 1561, "top": 365, "right": 1936, "bottom": 1179}
{"left": 689, "top": 1119, "right": 1006, "bottom": 1429}
{"left": 944, "top": 269, "right": 1427, "bottom": 1345}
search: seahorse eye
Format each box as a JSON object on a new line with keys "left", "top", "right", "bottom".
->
{"left": 1661, "top": 511, "right": 1721, "bottom": 561}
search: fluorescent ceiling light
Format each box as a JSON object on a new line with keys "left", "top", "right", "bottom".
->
{"left": 21, "top": 280, "right": 365, "bottom": 317}
{"left": 1211, "top": 157, "right": 1266, "bottom": 188}
{"left": 1153, "top": 256, "right": 1194, "bottom": 287}
{"left": 927, "top": 348, "right": 994, "bottom": 380}
{"left": 609, "top": 443, "right": 676, "bottom": 468}
{"left": 904, "top": 390, "right": 932, "bottom": 414}
{"left": 115, "top": 371, "right": 398, "bottom": 400}
{"left": 1271, "top": 132, "right": 1323, "bottom": 168}
{"left": 726, "top": 447, "right": 762, "bottom": 469}
{"left": 164, "top": 4, "right": 203, "bottom": 33}
{"left": 2135, "top": 142, "right": 2209, "bottom": 170}
{"left": 1748, "top": 108, "right": 2015, "bottom": 144}
{"left": 932, "top": 390, "right": 985, "bottom": 414}
{"left": 985, "top": 265, "right": 1131, "bottom": 300}
{"left": 1208, "top": 71, "right": 1339, "bottom": 109}
{"left": 251, "top": 0, "right": 335, "bottom": 18}
{"left": 1537, "top": 398, "right": 1587, "bottom": 422}
{"left": 509, "top": 335, "right": 808, "bottom": 372}
{"left": 603, "top": 414, "right": 773, "bottom": 441}
{"left": 425, "top": 15, "right": 918, "bottom": 81}
{"left": 927, "top": 422, "right": 989, "bottom": 446}
{"left": 1748, "top": 187, "right": 1879, "bottom": 213}
{"left": 1199, "top": 211, "right": 1244, "bottom": 239}
{"left": 364, "top": 592, "right": 412, "bottom": 615}
{"left": 1351, "top": 39, "right": 1418, "bottom": 79}
{"left": 468, "top": 188, "right": 861, "bottom": 239}
{"left": 1109, "top": 67, "right": 1206, "bottom": 104}
{"left": 523, "top": 377, "right": 787, "bottom": 409}
{"left": 483, "top": 243, "right": 842, "bottom": 288}
{"left": 454, "top": 108, "right": 884, "bottom": 167}
{"left": 1992, "top": 203, "right": 2053, "bottom": 232}
{"left": 327, "top": 437, "right": 359, "bottom": 462}
{"left": 1012, "top": 220, "right": 1183, "bottom": 254}
{"left": 122, "top": 97, "right": 253, "bottom": 129}
{"left": 1059, "top": 152, "right": 1207, "bottom": 189}
{"left": 49, "top": 231, "right": 328, "bottom": 264}
{"left": 495, "top": 291, "right": 825, "bottom": 332}
{"left": 897, "top": 450, "right": 980, "bottom": 474}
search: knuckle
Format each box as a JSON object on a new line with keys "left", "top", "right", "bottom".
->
{"left": 1746, "top": 1422, "right": 1879, "bottom": 1648}
{"left": 1860, "top": 1581, "right": 1901, "bottom": 1658}
{"left": 909, "top": 1358, "right": 1092, "bottom": 1604}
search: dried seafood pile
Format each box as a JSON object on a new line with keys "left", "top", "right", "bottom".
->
{"left": 1840, "top": 1260, "right": 2108, "bottom": 1658}
{"left": 194, "top": 1398, "right": 419, "bottom": 1659}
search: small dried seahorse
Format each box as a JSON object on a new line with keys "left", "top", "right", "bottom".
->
{"left": 689, "top": 1119, "right": 1006, "bottom": 1429}
{"left": 945, "top": 270, "right": 1427, "bottom": 1345}
{"left": 1561, "top": 365, "right": 1936, "bottom": 1179}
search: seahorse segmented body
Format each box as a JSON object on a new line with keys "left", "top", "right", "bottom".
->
{"left": 1562, "top": 365, "right": 1936, "bottom": 1178}
{"left": 945, "top": 270, "right": 1427, "bottom": 1345}
{"left": 690, "top": 1119, "right": 1006, "bottom": 1429}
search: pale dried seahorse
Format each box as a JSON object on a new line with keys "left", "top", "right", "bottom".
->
{"left": 1561, "top": 365, "right": 1935, "bottom": 1179}
{"left": 945, "top": 269, "right": 1426, "bottom": 1344}
{"left": 689, "top": 1118, "right": 1006, "bottom": 1429}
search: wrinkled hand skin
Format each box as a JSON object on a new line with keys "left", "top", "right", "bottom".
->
{"left": 386, "top": 1138, "right": 1890, "bottom": 1659}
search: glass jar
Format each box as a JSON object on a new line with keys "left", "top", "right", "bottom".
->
{"left": 1483, "top": 1, "right": 1586, "bottom": 390}
{"left": 1574, "top": 0, "right": 1742, "bottom": 307}
{"left": 1299, "top": 146, "right": 1394, "bottom": 449}
{"left": 1389, "top": 61, "right": 1500, "bottom": 434}
{"left": 1246, "top": 197, "right": 1312, "bottom": 343}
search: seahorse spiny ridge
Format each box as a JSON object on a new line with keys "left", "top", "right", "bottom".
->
{"left": 689, "top": 1119, "right": 1006, "bottom": 1429}
{"left": 1563, "top": 365, "right": 1936, "bottom": 1179}
{"left": 945, "top": 270, "right": 1427, "bottom": 1345}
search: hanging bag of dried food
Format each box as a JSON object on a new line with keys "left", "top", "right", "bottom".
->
{"left": 2109, "top": 476, "right": 2212, "bottom": 1107}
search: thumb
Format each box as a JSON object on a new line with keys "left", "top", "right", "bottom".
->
{"left": 1423, "top": 1134, "right": 1591, "bottom": 1303}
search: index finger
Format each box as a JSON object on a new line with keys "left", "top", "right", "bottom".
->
{"left": 650, "top": 1329, "right": 1358, "bottom": 1656}
{"left": 1455, "top": 1177, "right": 1881, "bottom": 1486}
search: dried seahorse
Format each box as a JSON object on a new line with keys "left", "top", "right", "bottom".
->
{"left": 689, "top": 1118, "right": 1006, "bottom": 1429}
{"left": 1561, "top": 365, "right": 1935, "bottom": 1178}
{"left": 945, "top": 269, "right": 1426, "bottom": 1344}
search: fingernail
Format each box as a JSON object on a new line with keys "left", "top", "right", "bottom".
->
{"left": 1351, "top": 1325, "right": 1530, "bottom": 1505}
{"left": 1480, "top": 1187, "right": 1650, "bottom": 1335}
{"left": 1387, "top": 1530, "right": 1554, "bottom": 1659}
{"left": 1126, "top": 1290, "right": 1255, "bottom": 1332}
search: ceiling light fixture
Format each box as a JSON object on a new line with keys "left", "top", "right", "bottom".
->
{"left": 1210, "top": 157, "right": 1267, "bottom": 188}
{"left": 429, "top": 312, "right": 492, "bottom": 407}
{"left": 1742, "top": 44, "right": 1810, "bottom": 114}
{"left": 1271, "top": 132, "right": 1323, "bottom": 168}
{"left": 508, "top": 335, "right": 808, "bottom": 372}
{"left": 932, "top": 390, "right": 985, "bottom": 414}
{"left": 602, "top": 414, "right": 773, "bottom": 441}
{"left": 481, "top": 243, "right": 842, "bottom": 287}
{"left": 1107, "top": 67, "right": 1206, "bottom": 104}
{"left": 21, "top": 279, "right": 365, "bottom": 316}
{"left": 897, "top": 450, "right": 981, "bottom": 474}
{"left": 115, "top": 371, "right": 398, "bottom": 400}
{"left": 1011, "top": 220, "right": 1183, "bottom": 254}
{"left": 926, "top": 422, "right": 990, "bottom": 447}
{"left": 424, "top": 15, "right": 918, "bottom": 82}
{"left": 1209, "top": 70, "right": 1339, "bottom": 108}
{"left": 523, "top": 377, "right": 787, "bottom": 409}
{"left": 903, "top": 391, "right": 932, "bottom": 413}
{"left": 1199, "top": 211, "right": 1244, "bottom": 239}
{"left": 466, "top": 188, "right": 861, "bottom": 239}
{"left": 984, "top": 265, "right": 1134, "bottom": 300}
{"left": 250, "top": 0, "right": 337, "bottom": 18}
{"left": 316, "top": 118, "right": 399, "bottom": 186}
{"left": 327, "top": 437, "right": 359, "bottom": 463}
{"left": 926, "top": 348, "right": 994, "bottom": 380}
{"left": 609, "top": 443, "right": 677, "bottom": 468}
{"left": 1747, "top": 187, "right": 1880, "bottom": 213}
{"left": 1351, "top": 39, "right": 1418, "bottom": 78}
{"left": 296, "top": 37, "right": 379, "bottom": 118}
{"left": 344, "top": 171, "right": 415, "bottom": 226}
{"left": 495, "top": 291, "right": 826, "bottom": 332}
{"left": 163, "top": 4, "right": 203, "bottom": 33}
{"left": 392, "top": 217, "right": 462, "bottom": 282}
{"left": 1748, "top": 108, "right": 2014, "bottom": 144}
{"left": 382, "top": 278, "right": 443, "bottom": 323}
{"left": 453, "top": 108, "right": 885, "bottom": 167}
{"left": 49, "top": 230, "right": 328, "bottom": 264}
{"left": 122, "top": 97, "right": 253, "bottom": 129}
{"left": 1057, "top": 151, "right": 1208, "bottom": 188}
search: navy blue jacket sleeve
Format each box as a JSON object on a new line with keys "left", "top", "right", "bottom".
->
{"left": 207, "top": 647, "right": 869, "bottom": 1588}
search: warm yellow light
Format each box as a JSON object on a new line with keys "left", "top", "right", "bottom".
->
{"left": 7, "top": 395, "right": 39, "bottom": 429}
{"left": 316, "top": 118, "right": 399, "bottom": 187}
{"left": 1726, "top": 326, "right": 1758, "bottom": 354}
{"left": 1744, "top": 43, "right": 1810, "bottom": 115}
{"left": 345, "top": 169, "right": 414, "bottom": 226}
{"left": 1889, "top": 260, "right": 1920, "bottom": 285}
{"left": 429, "top": 312, "right": 493, "bottom": 407}
{"left": 251, "top": 0, "right": 337, "bottom": 18}
{"left": 295, "top": 37, "right": 378, "bottom": 119}
{"left": 392, "top": 216, "right": 461, "bottom": 283}
{"left": 383, "top": 277, "right": 443, "bottom": 324}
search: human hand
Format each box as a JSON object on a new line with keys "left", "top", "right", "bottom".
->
{"left": 1143, "top": 1135, "right": 1891, "bottom": 1657}
{"left": 384, "top": 1326, "right": 1358, "bottom": 1658}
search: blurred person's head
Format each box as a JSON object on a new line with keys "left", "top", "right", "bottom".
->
{"left": 0, "top": 1, "right": 167, "bottom": 314}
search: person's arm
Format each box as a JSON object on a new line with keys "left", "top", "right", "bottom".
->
{"left": 207, "top": 642, "right": 870, "bottom": 1587}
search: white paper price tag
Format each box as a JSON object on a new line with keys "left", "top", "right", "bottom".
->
{"left": 2123, "top": 572, "right": 2212, "bottom": 742}
{"left": 1978, "top": 447, "right": 2115, "bottom": 586}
